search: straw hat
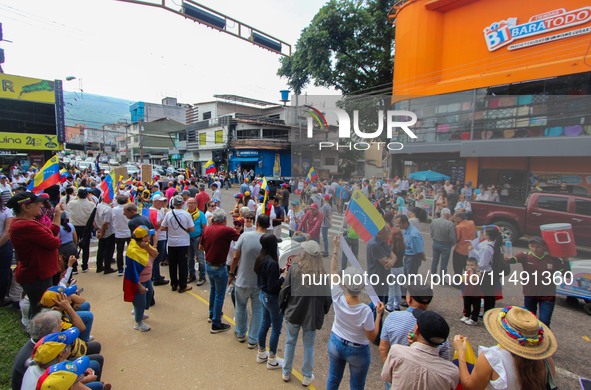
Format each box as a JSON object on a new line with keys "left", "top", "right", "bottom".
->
{"left": 483, "top": 306, "right": 557, "bottom": 360}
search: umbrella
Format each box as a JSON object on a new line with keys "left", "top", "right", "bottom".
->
{"left": 408, "top": 170, "right": 450, "bottom": 182}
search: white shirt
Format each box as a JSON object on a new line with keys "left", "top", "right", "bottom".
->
{"left": 161, "top": 208, "right": 193, "bottom": 247}
{"left": 67, "top": 198, "right": 95, "bottom": 226}
{"left": 21, "top": 364, "right": 45, "bottom": 390}
{"left": 111, "top": 204, "right": 131, "bottom": 239}
{"left": 331, "top": 286, "right": 374, "bottom": 345}
{"left": 152, "top": 207, "right": 168, "bottom": 241}
{"left": 255, "top": 204, "right": 276, "bottom": 222}
{"left": 95, "top": 202, "right": 114, "bottom": 237}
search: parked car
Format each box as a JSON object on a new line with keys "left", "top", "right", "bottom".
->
{"left": 125, "top": 164, "right": 139, "bottom": 175}
{"left": 99, "top": 155, "right": 109, "bottom": 163}
{"left": 472, "top": 192, "right": 591, "bottom": 245}
{"left": 77, "top": 161, "right": 94, "bottom": 172}
{"left": 98, "top": 163, "right": 110, "bottom": 172}
{"left": 108, "top": 159, "right": 120, "bottom": 166}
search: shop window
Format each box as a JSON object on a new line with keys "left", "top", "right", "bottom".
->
{"left": 575, "top": 199, "right": 591, "bottom": 216}
{"left": 262, "top": 129, "right": 288, "bottom": 139}
{"left": 203, "top": 111, "right": 212, "bottom": 120}
{"left": 537, "top": 196, "right": 567, "bottom": 212}
{"left": 237, "top": 129, "right": 260, "bottom": 139}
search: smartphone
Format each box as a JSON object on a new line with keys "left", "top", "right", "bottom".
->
{"left": 77, "top": 288, "right": 84, "bottom": 294}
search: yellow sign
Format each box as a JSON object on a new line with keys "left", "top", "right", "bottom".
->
{"left": 199, "top": 132, "right": 206, "bottom": 145}
{"left": 0, "top": 132, "right": 62, "bottom": 150}
{"left": 0, "top": 73, "right": 56, "bottom": 104}
{"left": 215, "top": 130, "right": 223, "bottom": 144}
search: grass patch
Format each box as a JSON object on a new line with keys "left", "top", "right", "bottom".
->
{"left": 0, "top": 306, "right": 28, "bottom": 390}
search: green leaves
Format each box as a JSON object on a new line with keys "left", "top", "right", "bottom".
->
{"left": 278, "top": 0, "right": 395, "bottom": 95}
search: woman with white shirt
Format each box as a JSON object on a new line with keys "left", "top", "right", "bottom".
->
{"left": 468, "top": 227, "right": 503, "bottom": 314}
{"left": 454, "top": 193, "right": 472, "bottom": 218}
{"left": 327, "top": 236, "right": 384, "bottom": 390}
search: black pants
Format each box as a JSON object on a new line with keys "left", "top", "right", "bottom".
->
{"left": 463, "top": 295, "right": 481, "bottom": 322}
{"left": 21, "top": 277, "right": 53, "bottom": 318}
{"left": 115, "top": 237, "right": 130, "bottom": 272}
{"left": 453, "top": 251, "right": 468, "bottom": 276}
{"left": 96, "top": 234, "right": 116, "bottom": 271}
{"left": 168, "top": 246, "right": 189, "bottom": 290}
{"left": 74, "top": 225, "right": 90, "bottom": 270}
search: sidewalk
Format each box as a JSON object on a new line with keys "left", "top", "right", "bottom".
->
{"left": 77, "top": 258, "right": 316, "bottom": 389}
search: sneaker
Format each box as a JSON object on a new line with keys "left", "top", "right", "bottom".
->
{"left": 460, "top": 316, "right": 470, "bottom": 323}
{"left": 153, "top": 279, "right": 170, "bottom": 286}
{"left": 96, "top": 267, "right": 104, "bottom": 273}
{"left": 465, "top": 319, "right": 478, "bottom": 326}
{"left": 72, "top": 270, "right": 78, "bottom": 275}
{"left": 104, "top": 268, "right": 116, "bottom": 275}
{"left": 131, "top": 309, "right": 149, "bottom": 319}
{"left": 117, "top": 270, "right": 124, "bottom": 276}
{"left": 247, "top": 342, "right": 257, "bottom": 349}
{"left": 210, "top": 323, "right": 231, "bottom": 334}
{"left": 400, "top": 301, "right": 409, "bottom": 308}
{"left": 256, "top": 350, "right": 268, "bottom": 363}
{"left": 282, "top": 372, "right": 291, "bottom": 382}
{"left": 171, "top": 285, "right": 178, "bottom": 292}
{"left": 266, "top": 357, "right": 282, "bottom": 370}
{"left": 134, "top": 321, "right": 151, "bottom": 332}
{"left": 81, "top": 267, "right": 89, "bottom": 273}
{"left": 302, "top": 374, "right": 315, "bottom": 387}
{"left": 196, "top": 278, "right": 206, "bottom": 286}
{"left": 178, "top": 286, "right": 193, "bottom": 293}
{"left": 235, "top": 334, "right": 246, "bottom": 343}
{"left": 88, "top": 335, "right": 95, "bottom": 342}
{"left": 385, "top": 306, "right": 394, "bottom": 313}
{"left": 208, "top": 317, "right": 212, "bottom": 323}
{"left": 187, "top": 275, "right": 197, "bottom": 283}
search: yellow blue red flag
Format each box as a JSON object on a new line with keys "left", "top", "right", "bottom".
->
{"left": 28, "top": 155, "right": 60, "bottom": 193}
{"left": 345, "top": 189, "right": 386, "bottom": 243}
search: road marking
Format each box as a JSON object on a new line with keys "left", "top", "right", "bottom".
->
{"left": 186, "top": 289, "right": 316, "bottom": 389}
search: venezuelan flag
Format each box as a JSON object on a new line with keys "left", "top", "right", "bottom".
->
{"left": 138, "top": 203, "right": 151, "bottom": 218}
{"left": 305, "top": 167, "right": 318, "bottom": 183}
{"left": 28, "top": 155, "right": 60, "bottom": 193}
{"left": 123, "top": 239, "right": 149, "bottom": 302}
{"left": 345, "top": 189, "right": 385, "bottom": 243}
{"left": 59, "top": 168, "right": 68, "bottom": 183}
{"left": 100, "top": 172, "right": 116, "bottom": 203}
{"left": 204, "top": 160, "right": 216, "bottom": 174}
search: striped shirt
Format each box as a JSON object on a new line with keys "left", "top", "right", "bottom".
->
{"left": 380, "top": 307, "right": 451, "bottom": 360}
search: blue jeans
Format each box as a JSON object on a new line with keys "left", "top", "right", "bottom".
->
{"left": 152, "top": 240, "right": 167, "bottom": 281}
{"left": 402, "top": 254, "right": 422, "bottom": 296}
{"left": 132, "top": 280, "right": 153, "bottom": 323}
{"left": 387, "top": 267, "right": 404, "bottom": 310}
{"left": 258, "top": 291, "right": 283, "bottom": 355}
{"left": 283, "top": 321, "right": 316, "bottom": 378}
{"left": 326, "top": 332, "right": 371, "bottom": 390}
{"left": 77, "top": 301, "right": 91, "bottom": 312}
{"left": 206, "top": 264, "right": 228, "bottom": 327}
{"left": 74, "top": 311, "right": 94, "bottom": 342}
{"left": 188, "top": 236, "right": 206, "bottom": 279}
{"left": 321, "top": 226, "right": 330, "bottom": 255}
{"left": 524, "top": 296, "right": 555, "bottom": 328}
{"left": 431, "top": 240, "right": 452, "bottom": 275}
{"left": 234, "top": 286, "right": 263, "bottom": 345}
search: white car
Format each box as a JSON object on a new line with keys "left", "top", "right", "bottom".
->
{"left": 125, "top": 165, "right": 139, "bottom": 175}
{"left": 99, "top": 163, "right": 110, "bottom": 172}
{"left": 77, "top": 162, "right": 94, "bottom": 171}
{"left": 108, "top": 159, "right": 120, "bottom": 166}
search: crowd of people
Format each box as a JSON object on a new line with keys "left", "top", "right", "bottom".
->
{"left": 0, "top": 161, "right": 572, "bottom": 389}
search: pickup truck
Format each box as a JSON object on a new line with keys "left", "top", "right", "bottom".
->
{"left": 472, "top": 192, "right": 591, "bottom": 245}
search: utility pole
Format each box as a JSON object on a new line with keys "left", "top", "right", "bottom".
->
{"left": 139, "top": 118, "right": 144, "bottom": 163}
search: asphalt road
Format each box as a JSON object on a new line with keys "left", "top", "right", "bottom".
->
{"left": 214, "top": 185, "right": 591, "bottom": 389}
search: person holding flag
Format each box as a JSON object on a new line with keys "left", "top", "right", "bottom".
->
{"left": 27, "top": 155, "right": 60, "bottom": 194}
{"left": 124, "top": 226, "right": 158, "bottom": 332}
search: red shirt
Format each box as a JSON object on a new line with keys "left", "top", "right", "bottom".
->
{"left": 195, "top": 191, "right": 210, "bottom": 213}
{"left": 512, "top": 251, "right": 570, "bottom": 300}
{"left": 201, "top": 223, "right": 240, "bottom": 265}
{"left": 11, "top": 218, "right": 61, "bottom": 284}
{"left": 297, "top": 210, "right": 323, "bottom": 240}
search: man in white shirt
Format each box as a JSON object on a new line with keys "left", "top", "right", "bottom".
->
{"left": 150, "top": 194, "right": 170, "bottom": 285}
{"left": 112, "top": 195, "right": 131, "bottom": 275}
{"left": 94, "top": 198, "right": 116, "bottom": 274}
{"left": 161, "top": 195, "right": 195, "bottom": 293}
{"left": 68, "top": 188, "right": 96, "bottom": 273}
{"left": 211, "top": 183, "right": 221, "bottom": 208}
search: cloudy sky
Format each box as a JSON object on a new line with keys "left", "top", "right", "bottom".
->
{"left": 0, "top": 0, "right": 335, "bottom": 104}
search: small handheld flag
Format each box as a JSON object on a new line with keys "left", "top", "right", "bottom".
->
{"left": 305, "top": 167, "right": 318, "bottom": 183}
{"left": 28, "top": 155, "right": 60, "bottom": 194}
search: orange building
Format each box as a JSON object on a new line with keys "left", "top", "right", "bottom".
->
{"left": 390, "top": 0, "right": 591, "bottom": 201}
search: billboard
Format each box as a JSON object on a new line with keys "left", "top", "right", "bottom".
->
{"left": 0, "top": 132, "right": 61, "bottom": 151}
{"left": 0, "top": 73, "right": 56, "bottom": 104}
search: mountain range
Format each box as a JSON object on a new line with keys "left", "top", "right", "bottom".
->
{"left": 64, "top": 91, "right": 133, "bottom": 128}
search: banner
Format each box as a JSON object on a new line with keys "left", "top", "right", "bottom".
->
{"left": 141, "top": 164, "right": 152, "bottom": 183}
{"left": 0, "top": 73, "right": 56, "bottom": 103}
{"left": 0, "top": 132, "right": 62, "bottom": 151}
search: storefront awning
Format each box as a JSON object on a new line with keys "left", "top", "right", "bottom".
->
{"left": 231, "top": 157, "right": 259, "bottom": 162}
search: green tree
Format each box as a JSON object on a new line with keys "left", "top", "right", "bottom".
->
{"left": 278, "top": 0, "right": 395, "bottom": 95}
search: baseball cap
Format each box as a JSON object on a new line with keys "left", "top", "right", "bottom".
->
{"left": 341, "top": 266, "right": 365, "bottom": 295}
{"left": 300, "top": 240, "right": 321, "bottom": 256}
{"left": 528, "top": 236, "right": 545, "bottom": 245}
{"left": 415, "top": 310, "right": 450, "bottom": 346}
{"left": 152, "top": 194, "right": 166, "bottom": 202}
{"left": 32, "top": 327, "right": 80, "bottom": 365}
{"left": 40, "top": 285, "right": 78, "bottom": 308}
{"left": 181, "top": 190, "right": 190, "bottom": 196}
{"left": 308, "top": 203, "right": 318, "bottom": 210}
{"left": 407, "top": 283, "right": 433, "bottom": 305}
{"left": 133, "top": 225, "right": 155, "bottom": 239}
{"left": 37, "top": 356, "right": 90, "bottom": 390}
{"left": 173, "top": 195, "right": 184, "bottom": 205}
{"left": 244, "top": 191, "right": 251, "bottom": 196}
{"left": 323, "top": 195, "right": 331, "bottom": 200}
{"left": 6, "top": 192, "right": 45, "bottom": 208}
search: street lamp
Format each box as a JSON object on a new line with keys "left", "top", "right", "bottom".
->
{"left": 64, "top": 76, "right": 83, "bottom": 99}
